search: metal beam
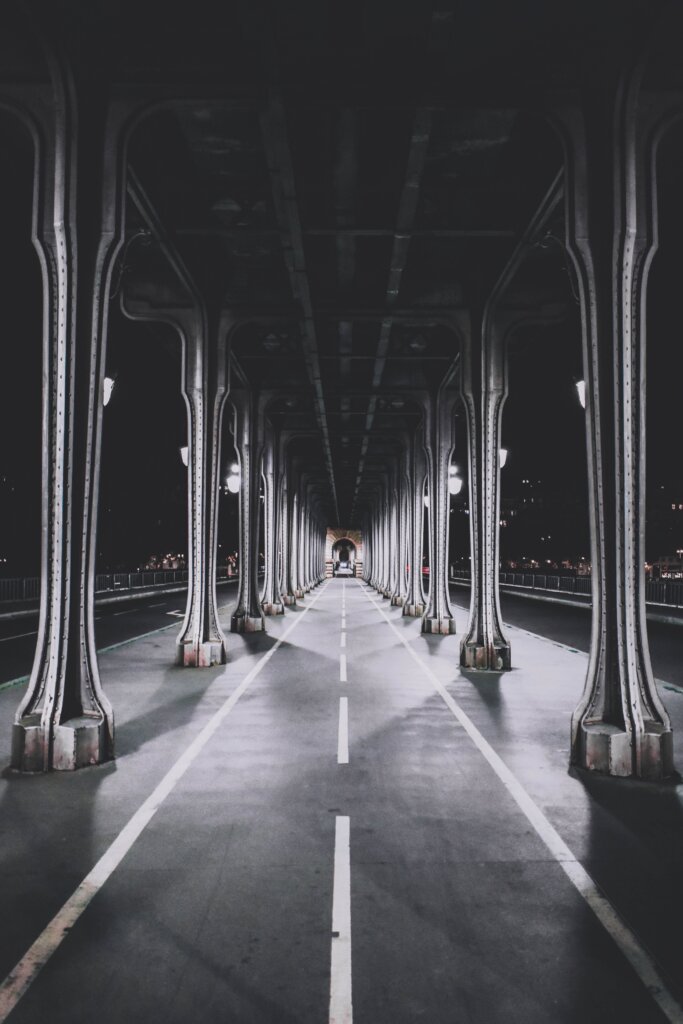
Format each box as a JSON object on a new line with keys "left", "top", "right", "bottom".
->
{"left": 260, "top": 93, "right": 340, "bottom": 523}
{"left": 351, "top": 108, "right": 434, "bottom": 519}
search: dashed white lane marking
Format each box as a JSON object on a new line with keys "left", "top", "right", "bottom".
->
{"left": 0, "top": 630, "right": 37, "bottom": 644}
{"left": 0, "top": 584, "right": 330, "bottom": 1022}
{"left": 337, "top": 697, "right": 349, "bottom": 765}
{"left": 339, "top": 653, "right": 347, "bottom": 683}
{"left": 329, "top": 816, "right": 352, "bottom": 1024}
{"left": 358, "top": 581, "right": 683, "bottom": 1024}
{"left": 340, "top": 632, "right": 346, "bottom": 648}
{"left": 148, "top": 602, "right": 166, "bottom": 608}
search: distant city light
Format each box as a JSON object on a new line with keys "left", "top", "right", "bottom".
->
{"left": 575, "top": 380, "right": 586, "bottom": 409}
{"left": 103, "top": 377, "right": 115, "bottom": 407}
{"left": 179, "top": 446, "right": 189, "bottom": 467}
{"left": 499, "top": 448, "right": 508, "bottom": 468}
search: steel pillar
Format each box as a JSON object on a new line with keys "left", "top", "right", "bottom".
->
{"left": 261, "top": 430, "right": 285, "bottom": 615}
{"left": 556, "top": 83, "right": 674, "bottom": 779}
{"left": 230, "top": 389, "right": 266, "bottom": 633}
{"left": 403, "top": 426, "right": 427, "bottom": 617}
{"left": 12, "top": 61, "right": 121, "bottom": 771}
{"left": 422, "top": 379, "right": 458, "bottom": 635}
{"left": 460, "top": 310, "right": 511, "bottom": 670}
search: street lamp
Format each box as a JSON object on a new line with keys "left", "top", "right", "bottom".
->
{"left": 448, "top": 465, "right": 463, "bottom": 495}
{"left": 226, "top": 463, "right": 241, "bottom": 493}
{"left": 179, "top": 446, "right": 189, "bottom": 467}
{"left": 103, "top": 376, "right": 115, "bottom": 407}
{"left": 575, "top": 380, "right": 586, "bottom": 409}
{"left": 499, "top": 448, "right": 508, "bottom": 468}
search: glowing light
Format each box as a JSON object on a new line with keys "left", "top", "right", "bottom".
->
{"left": 103, "top": 377, "right": 115, "bottom": 407}
{"left": 226, "top": 475, "right": 240, "bottom": 493}
{"left": 499, "top": 448, "right": 508, "bottom": 468}
{"left": 448, "top": 475, "right": 463, "bottom": 495}
{"left": 575, "top": 380, "right": 586, "bottom": 409}
{"left": 179, "top": 446, "right": 189, "bottom": 467}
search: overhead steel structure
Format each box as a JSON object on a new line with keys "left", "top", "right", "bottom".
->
{"left": 1, "top": 0, "right": 681, "bottom": 780}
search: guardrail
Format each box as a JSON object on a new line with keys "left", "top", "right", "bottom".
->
{"left": 450, "top": 571, "right": 683, "bottom": 607}
{"left": 0, "top": 567, "right": 232, "bottom": 604}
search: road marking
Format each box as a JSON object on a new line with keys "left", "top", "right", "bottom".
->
{"left": 148, "top": 602, "right": 166, "bottom": 608}
{"left": 340, "top": 632, "right": 346, "bottom": 648}
{"left": 0, "top": 630, "right": 37, "bottom": 644}
{"left": 358, "top": 581, "right": 683, "bottom": 1024}
{"left": 166, "top": 610, "right": 184, "bottom": 617}
{"left": 339, "top": 653, "right": 347, "bottom": 682}
{"left": 329, "top": 816, "right": 352, "bottom": 1024}
{"left": 0, "top": 583, "right": 329, "bottom": 1022}
{"left": 112, "top": 610, "right": 135, "bottom": 617}
{"left": 337, "top": 697, "right": 349, "bottom": 764}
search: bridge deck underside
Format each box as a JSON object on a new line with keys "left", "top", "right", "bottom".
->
{"left": 0, "top": 580, "right": 681, "bottom": 1022}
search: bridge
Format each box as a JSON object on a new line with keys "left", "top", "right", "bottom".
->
{"left": 1, "top": 2, "right": 683, "bottom": 1022}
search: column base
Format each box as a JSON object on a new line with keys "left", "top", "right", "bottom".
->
{"left": 177, "top": 639, "right": 227, "bottom": 667}
{"left": 231, "top": 613, "right": 266, "bottom": 633}
{"left": 422, "top": 616, "right": 457, "bottom": 635}
{"left": 390, "top": 594, "right": 405, "bottom": 607}
{"left": 262, "top": 601, "right": 285, "bottom": 616}
{"left": 294, "top": 589, "right": 305, "bottom": 599}
{"left": 12, "top": 713, "right": 113, "bottom": 773}
{"left": 403, "top": 603, "right": 425, "bottom": 617}
{"left": 460, "top": 639, "right": 511, "bottom": 671}
{"left": 572, "top": 721, "right": 674, "bottom": 780}
{"left": 282, "top": 594, "right": 297, "bottom": 607}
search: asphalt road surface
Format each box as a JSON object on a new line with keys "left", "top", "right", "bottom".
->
{"left": 1, "top": 579, "right": 682, "bottom": 693}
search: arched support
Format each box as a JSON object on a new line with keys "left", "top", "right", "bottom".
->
{"left": 554, "top": 79, "right": 674, "bottom": 779}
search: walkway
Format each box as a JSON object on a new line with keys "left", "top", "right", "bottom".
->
{"left": 0, "top": 580, "right": 682, "bottom": 1023}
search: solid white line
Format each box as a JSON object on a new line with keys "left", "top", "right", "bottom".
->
{"left": 329, "top": 815, "right": 352, "bottom": 1024}
{"left": 0, "top": 630, "right": 37, "bottom": 644}
{"left": 339, "top": 653, "right": 347, "bottom": 683}
{"left": 0, "top": 583, "right": 330, "bottom": 1022}
{"left": 357, "top": 581, "right": 683, "bottom": 1023}
{"left": 337, "top": 697, "right": 349, "bottom": 764}
{"left": 340, "top": 632, "right": 346, "bottom": 648}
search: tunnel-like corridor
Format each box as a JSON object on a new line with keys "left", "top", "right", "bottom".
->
{"left": 3, "top": 2, "right": 683, "bottom": 1020}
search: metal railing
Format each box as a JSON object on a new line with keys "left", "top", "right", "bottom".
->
{"left": 0, "top": 567, "right": 231, "bottom": 605}
{"left": 450, "top": 570, "right": 683, "bottom": 607}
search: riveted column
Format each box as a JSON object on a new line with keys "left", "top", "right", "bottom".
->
{"left": 261, "top": 426, "right": 285, "bottom": 616}
{"left": 279, "top": 443, "right": 296, "bottom": 606}
{"left": 423, "top": 377, "right": 458, "bottom": 634}
{"left": 12, "top": 54, "right": 124, "bottom": 771}
{"left": 230, "top": 388, "right": 265, "bottom": 633}
{"left": 404, "top": 425, "right": 427, "bottom": 617}
{"left": 391, "top": 441, "right": 410, "bottom": 606}
{"left": 554, "top": 78, "right": 673, "bottom": 779}
{"left": 460, "top": 308, "right": 511, "bottom": 670}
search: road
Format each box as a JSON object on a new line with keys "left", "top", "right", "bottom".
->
{"left": 0, "top": 582, "right": 239, "bottom": 688}
{"left": 0, "top": 578, "right": 680, "bottom": 1023}
{"left": 2, "top": 579, "right": 683, "bottom": 694}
